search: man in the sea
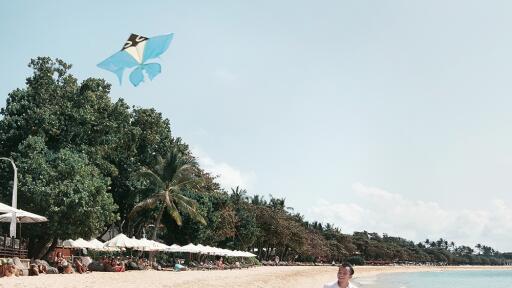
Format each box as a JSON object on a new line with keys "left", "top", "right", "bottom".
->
{"left": 323, "top": 263, "right": 357, "bottom": 288}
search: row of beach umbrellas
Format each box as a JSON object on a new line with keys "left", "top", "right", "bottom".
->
{"left": 171, "top": 243, "right": 257, "bottom": 257}
{"left": 63, "top": 233, "right": 256, "bottom": 257}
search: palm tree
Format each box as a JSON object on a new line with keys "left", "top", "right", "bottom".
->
{"left": 129, "top": 147, "right": 206, "bottom": 240}
{"left": 230, "top": 186, "right": 248, "bottom": 205}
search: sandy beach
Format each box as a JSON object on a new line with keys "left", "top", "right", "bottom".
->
{"left": 1, "top": 265, "right": 512, "bottom": 288}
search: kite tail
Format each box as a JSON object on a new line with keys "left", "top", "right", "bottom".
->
{"left": 143, "top": 63, "right": 161, "bottom": 80}
{"left": 128, "top": 63, "right": 162, "bottom": 86}
{"left": 129, "top": 66, "right": 145, "bottom": 87}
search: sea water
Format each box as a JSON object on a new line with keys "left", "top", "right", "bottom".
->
{"left": 355, "top": 270, "right": 512, "bottom": 288}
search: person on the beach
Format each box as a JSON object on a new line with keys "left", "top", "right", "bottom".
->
{"left": 53, "top": 252, "right": 69, "bottom": 274}
{"left": 73, "top": 257, "right": 87, "bottom": 274}
{"left": 174, "top": 259, "right": 187, "bottom": 272}
{"left": 216, "top": 257, "right": 225, "bottom": 269}
{"left": 323, "top": 263, "right": 356, "bottom": 288}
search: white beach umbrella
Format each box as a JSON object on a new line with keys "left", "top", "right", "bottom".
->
{"left": 166, "top": 244, "right": 182, "bottom": 252}
{"left": 62, "top": 238, "right": 91, "bottom": 248}
{"left": 62, "top": 239, "right": 77, "bottom": 248}
{"left": 149, "top": 240, "right": 171, "bottom": 251}
{"left": 134, "top": 238, "right": 157, "bottom": 251}
{"left": 130, "top": 236, "right": 144, "bottom": 248}
{"left": 180, "top": 243, "right": 201, "bottom": 253}
{"left": 0, "top": 202, "right": 17, "bottom": 213}
{"left": 239, "top": 251, "right": 250, "bottom": 257}
{"left": 196, "top": 244, "right": 211, "bottom": 254}
{"left": 73, "top": 238, "right": 93, "bottom": 248}
{"left": 209, "top": 247, "right": 229, "bottom": 256}
{"left": 235, "top": 250, "right": 247, "bottom": 257}
{"left": 0, "top": 207, "right": 47, "bottom": 238}
{"left": 104, "top": 233, "right": 139, "bottom": 248}
{"left": 0, "top": 209, "right": 47, "bottom": 223}
{"left": 226, "top": 250, "right": 239, "bottom": 257}
{"left": 203, "top": 245, "right": 218, "bottom": 255}
{"left": 87, "top": 239, "right": 105, "bottom": 250}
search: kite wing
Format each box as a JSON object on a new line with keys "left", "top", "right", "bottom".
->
{"left": 142, "top": 33, "right": 174, "bottom": 62}
{"left": 97, "top": 50, "right": 139, "bottom": 84}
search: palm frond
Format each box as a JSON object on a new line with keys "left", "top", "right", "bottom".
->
{"left": 175, "top": 197, "right": 206, "bottom": 225}
{"left": 173, "top": 193, "right": 200, "bottom": 209}
{"left": 163, "top": 189, "right": 173, "bottom": 208}
{"left": 136, "top": 169, "right": 166, "bottom": 190}
{"left": 169, "top": 178, "right": 201, "bottom": 192}
{"left": 168, "top": 201, "right": 183, "bottom": 226}
{"left": 172, "top": 164, "right": 197, "bottom": 182}
{"left": 129, "top": 194, "right": 161, "bottom": 218}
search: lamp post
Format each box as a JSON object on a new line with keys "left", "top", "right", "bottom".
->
{"left": 0, "top": 157, "right": 17, "bottom": 238}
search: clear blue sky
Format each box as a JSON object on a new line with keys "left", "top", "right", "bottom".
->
{"left": 3, "top": 1, "right": 512, "bottom": 250}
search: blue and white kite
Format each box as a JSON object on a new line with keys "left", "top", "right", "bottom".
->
{"left": 97, "top": 33, "right": 174, "bottom": 87}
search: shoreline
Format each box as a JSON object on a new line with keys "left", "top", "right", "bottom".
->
{"left": 355, "top": 264, "right": 512, "bottom": 278}
{"left": 353, "top": 265, "right": 512, "bottom": 287}
{"left": 1, "top": 265, "right": 511, "bottom": 288}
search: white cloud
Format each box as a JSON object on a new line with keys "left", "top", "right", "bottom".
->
{"left": 192, "top": 147, "right": 255, "bottom": 191}
{"left": 309, "top": 183, "right": 512, "bottom": 251}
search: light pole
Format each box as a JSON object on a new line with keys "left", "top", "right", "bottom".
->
{"left": 0, "top": 157, "right": 17, "bottom": 238}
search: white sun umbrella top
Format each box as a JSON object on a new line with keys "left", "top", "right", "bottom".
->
{"left": 62, "top": 239, "right": 77, "bottom": 248}
{"left": 195, "top": 244, "right": 211, "bottom": 254}
{"left": 166, "top": 244, "right": 182, "bottom": 253}
{"left": 88, "top": 239, "right": 105, "bottom": 250}
{"left": 203, "top": 245, "right": 219, "bottom": 255}
{"left": 246, "top": 252, "right": 257, "bottom": 257}
{"left": 226, "top": 250, "right": 240, "bottom": 257}
{"left": 0, "top": 202, "right": 18, "bottom": 213}
{"left": 180, "top": 243, "right": 201, "bottom": 253}
{"left": 63, "top": 238, "right": 91, "bottom": 248}
{"left": 73, "top": 238, "right": 93, "bottom": 248}
{"left": 133, "top": 238, "right": 156, "bottom": 251}
{"left": 149, "top": 240, "right": 171, "bottom": 251}
{"left": 129, "top": 237, "right": 145, "bottom": 249}
{"left": 209, "top": 247, "right": 229, "bottom": 256}
{"left": 0, "top": 209, "right": 47, "bottom": 223}
{"left": 132, "top": 238, "right": 171, "bottom": 251}
{"left": 104, "top": 233, "right": 139, "bottom": 248}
